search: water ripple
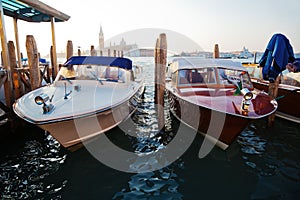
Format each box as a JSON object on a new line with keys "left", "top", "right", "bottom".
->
{"left": 112, "top": 165, "right": 183, "bottom": 200}
{"left": 239, "top": 119, "right": 300, "bottom": 199}
{"left": 237, "top": 125, "right": 267, "bottom": 155}
{"left": 0, "top": 134, "right": 67, "bottom": 199}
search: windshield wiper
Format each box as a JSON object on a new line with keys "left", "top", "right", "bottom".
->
{"left": 90, "top": 71, "right": 104, "bottom": 85}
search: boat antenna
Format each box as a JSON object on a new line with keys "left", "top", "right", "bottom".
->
{"left": 50, "top": 87, "right": 57, "bottom": 102}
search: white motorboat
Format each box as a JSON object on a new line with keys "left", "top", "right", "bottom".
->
{"left": 13, "top": 56, "right": 145, "bottom": 148}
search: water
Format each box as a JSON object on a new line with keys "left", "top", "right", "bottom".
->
{"left": 1, "top": 57, "right": 300, "bottom": 199}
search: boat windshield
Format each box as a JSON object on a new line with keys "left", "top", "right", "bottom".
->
{"left": 177, "top": 68, "right": 216, "bottom": 86}
{"left": 218, "top": 68, "right": 253, "bottom": 89}
{"left": 55, "top": 65, "right": 127, "bottom": 82}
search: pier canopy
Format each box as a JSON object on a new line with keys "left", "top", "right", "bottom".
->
{"left": 1, "top": 0, "right": 70, "bottom": 22}
{"left": 0, "top": 0, "right": 70, "bottom": 106}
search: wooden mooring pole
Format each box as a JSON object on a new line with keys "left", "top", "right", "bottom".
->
{"left": 253, "top": 52, "right": 257, "bottom": 64}
{"left": 213, "top": 44, "right": 220, "bottom": 58}
{"left": 50, "top": 17, "right": 58, "bottom": 78}
{"left": 267, "top": 75, "right": 280, "bottom": 127}
{"left": 154, "top": 33, "right": 167, "bottom": 132}
{"left": 66, "top": 40, "right": 73, "bottom": 59}
{"left": 50, "top": 46, "right": 56, "bottom": 81}
{"left": 26, "top": 35, "right": 41, "bottom": 90}
{"left": 90, "top": 45, "right": 97, "bottom": 56}
{"left": 78, "top": 47, "right": 81, "bottom": 56}
{"left": 8, "top": 41, "right": 23, "bottom": 99}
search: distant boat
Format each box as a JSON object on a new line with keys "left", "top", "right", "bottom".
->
{"left": 237, "top": 47, "right": 253, "bottom": 59}
{"left": 166, "top": 57, "right": 277, "bottom": 149}
{"left": 13, "top": 56, "right": 145, "bottom": 148}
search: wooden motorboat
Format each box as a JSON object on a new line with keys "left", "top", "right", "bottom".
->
{"left": 165, "top": 57, "right": 277, "bottom": 149}
{"left": 13, "top": 56, "right": 145, "bottom": 148}
{"left": 243, "top": 63, "right": 300, "bottom": 123}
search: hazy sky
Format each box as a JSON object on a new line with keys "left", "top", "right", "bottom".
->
{"left": 2, "top": 0, "right": 300, "bottom": 56}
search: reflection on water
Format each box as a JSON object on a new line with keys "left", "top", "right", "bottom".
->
{"left": 112, "top": 166, "right": 184, "bottom": 199}
{"left": 0, "top": 134, "right": 67, "bottom": 199}
{"left": 0, "top": 57, "right": 299, "bottom": 199}
{"left": 238, "top": 119, "right": 300, "bottom": 199}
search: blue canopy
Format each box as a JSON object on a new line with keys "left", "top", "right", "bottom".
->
{"left": 259, "top": 33, "right": 295, "bottom": 81}
{"left": 63, "top": 56, "right": 132, "bottom": 70}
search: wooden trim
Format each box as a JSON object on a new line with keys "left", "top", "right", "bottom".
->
{"left": 19, "top": 0, "right": 70, "bottom": 22}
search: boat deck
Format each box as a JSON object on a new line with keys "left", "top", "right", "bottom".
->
{"left": 14, "top": 80, "right": 139, "bottom": 124}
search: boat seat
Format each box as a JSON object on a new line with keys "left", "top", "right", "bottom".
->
{"left": 191, "top": 72, "right": 204, "bottom": 83}
{"left": 104, "top": 68, "right": 119, "bottom": 81}
{"left": 179, "top": 77, "right": 189, "bottom": 84}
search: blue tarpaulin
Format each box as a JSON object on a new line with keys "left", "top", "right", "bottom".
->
{"left": 63, "top": 56, "right": 132, "bottom": 70}
{"left": 259, "top": 33, "right": 295, "bottom": 81}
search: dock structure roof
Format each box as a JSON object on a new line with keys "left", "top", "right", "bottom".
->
{"left": 1, "top": 0, "right": 70, "bottom": 22}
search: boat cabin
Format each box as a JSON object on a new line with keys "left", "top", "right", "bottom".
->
{"left": 167, "top": 58, "right": 254, "bottom": 90}
{"left": 56, "top": 64, "right": 129, "bottom": 83}
{"left": 54, "top": 56, "right": 140, "bottom": 84}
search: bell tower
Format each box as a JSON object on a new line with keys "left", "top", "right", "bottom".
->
{"left": 99, "top": 25, "right": 104, "bottom": 50}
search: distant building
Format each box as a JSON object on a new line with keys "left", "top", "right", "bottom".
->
{"left": 98, "top": 25, "right": 138, "bottom": 56}
{"left": 178, "top": 51, "right": 212, "bottom": 58}
{"left": 99, "top": 25, "right": 104, "bottom": 50}
{"left": 125, "top": 48, "right": 154, "bottom": 57}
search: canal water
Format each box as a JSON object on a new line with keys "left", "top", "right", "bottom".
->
{"left": 0, "top": 57, "right": 299, "bottom": 199}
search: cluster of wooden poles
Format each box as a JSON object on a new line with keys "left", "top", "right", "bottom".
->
{"left": 1, "top": 33, "right": 279, "bottom": 129}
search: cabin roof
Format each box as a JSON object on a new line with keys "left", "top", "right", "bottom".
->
{"left": 63, "top": 56, "right": 133, "bottom": 70}
{"left": 1, "top": 0, "right": 70, "bottom": 22}
{"left": 170, "top": 57, "right": 245, "bottom": 72}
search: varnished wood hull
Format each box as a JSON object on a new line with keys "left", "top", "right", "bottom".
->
{"left": 251, "top": 79, "right": 300, "bottom": 123}
{"left": 167, "top": 91, "right": 249, "bottom": 148}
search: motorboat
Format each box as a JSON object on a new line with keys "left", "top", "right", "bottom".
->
{"left": 13, "top": 56, "right": 145, "bottom": 148}
{"left": 165, "top": 57, "right": 278, "bottom": 149}
{"left": 242, "top": 33, "right": 300, "bottom": 123}
{"left": 243, "top": 64, "right": 300, "bottom": 123}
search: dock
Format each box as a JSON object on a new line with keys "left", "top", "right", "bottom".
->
{"left": 0, "top": 0, "right": 70, "bottom": 125}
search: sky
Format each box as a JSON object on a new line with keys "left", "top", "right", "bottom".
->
{"left": 2, "top": 0, "right": 300, "bottom": 57}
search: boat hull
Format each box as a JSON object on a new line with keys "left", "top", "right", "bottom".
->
{"left": 166, "top": 90, "right": 252, "bottom": 149}
{"left": 38, "top": 85, "right": 143, "bottom": 148}
{"left": 251, "top": 78, "right": 300, "bottom": 123}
